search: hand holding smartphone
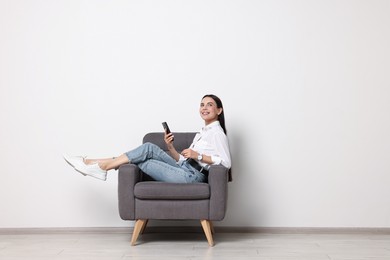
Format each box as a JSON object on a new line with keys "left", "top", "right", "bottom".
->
{"left": 162, "top": 122, "right": 174, "bottom": 141}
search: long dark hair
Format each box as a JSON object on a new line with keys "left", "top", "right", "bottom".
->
{"left": 202, "top": 94, "right": 227, "bottom": 134}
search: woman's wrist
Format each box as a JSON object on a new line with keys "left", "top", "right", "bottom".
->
{"left": 197, "top": 152, "right": 203, "bottom": 161}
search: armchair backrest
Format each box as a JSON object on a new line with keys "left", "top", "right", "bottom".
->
{"left": 143, "top": 132, "right": 196, "bottom": 153}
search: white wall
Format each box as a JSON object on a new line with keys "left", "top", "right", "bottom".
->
{"left": 1, "top": 0, "right": 389, "bottom": 228}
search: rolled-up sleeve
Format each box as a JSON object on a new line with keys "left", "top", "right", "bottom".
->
{"left": 210, "top": 132, "right": 231, "bottom": 169}
{"left": 177, "top": 154, "right": 186, "bottom": 163}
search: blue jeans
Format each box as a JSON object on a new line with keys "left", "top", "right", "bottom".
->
{"left": 124, "top": 142, "right": 206, "bottom": 183}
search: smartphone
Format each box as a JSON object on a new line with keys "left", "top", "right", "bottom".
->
{"left": 162, "top": 122, "right": 174, "bottom": 141}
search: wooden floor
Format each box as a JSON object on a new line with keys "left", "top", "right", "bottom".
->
{"left": 1, "top": 229, "right": 390, "bottom": 260}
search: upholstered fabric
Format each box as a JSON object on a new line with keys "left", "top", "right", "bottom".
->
{"left": 134, "top": 182, "right": 210, "bottom": 200}
{"left": 135, "top": 199, "right": 210, "bottom": 220}
{"left": 142, "top": 132, "right": 195, "bottom": 155}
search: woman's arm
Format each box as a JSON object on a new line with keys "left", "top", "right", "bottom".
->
{"left": 164, "top": 132, "right": 180, "bottom": 161}
{"left": 181, "top": 149, "right": 213, "bottom": 164}
{"left": 182, "top": 131, "right": 231, "bottom": 168}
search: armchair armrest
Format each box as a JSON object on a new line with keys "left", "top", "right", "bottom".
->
{"left": 208, "top": 165, "right": 229, "bottom": 221}
{"left": 118, "top": 164, "right": 141, "bottom": 220}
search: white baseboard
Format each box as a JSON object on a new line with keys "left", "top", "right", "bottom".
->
{"left": 1, "top": 226, "right": 390, "bottom": 235}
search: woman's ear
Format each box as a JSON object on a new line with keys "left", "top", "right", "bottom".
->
{"left": 217, "top": 108, "right": 223, "bottom": 115}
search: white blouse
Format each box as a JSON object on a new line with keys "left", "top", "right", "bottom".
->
{"left": 178, "top": 121, "right": 231, "bottom": 169}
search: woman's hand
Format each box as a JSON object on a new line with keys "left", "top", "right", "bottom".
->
{"left": 181, "top": 148, "right": 198, "bottom": 159}
{"left": 164, "top": 132, "right": 174, "bottom": 146}
{"left": 164, "top": 131, "right": 180, "bottom": 161}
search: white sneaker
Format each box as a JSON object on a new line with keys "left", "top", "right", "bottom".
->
{"left": 75, "top": 163, "right": 107, "bottom": 181}
{"left": 63, "top": 154, "right": 87, "bottom": 176}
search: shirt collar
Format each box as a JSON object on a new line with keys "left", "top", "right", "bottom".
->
{"left": 202, "top": 121, "right": 220, "bottom": 131}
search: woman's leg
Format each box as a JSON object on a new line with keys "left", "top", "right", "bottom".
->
{"left": 84, "top": 158, "right": 114, "bottom": 165}
{"left": 84, "top": 142, "right": 174, "bottom": 172}
{"left": 137, "top": 159, "right": 206, "bottom": 183}
{"left": 65, "top": 143, "right": 205, "bottom": 183}
{"left": 137, "top": 159, "right": 188, "bottom": 183}
{"left": 84, "top": 155, "right": 129, "bottom": 171}
{"left": 124, "top": 142, "right": 178, "bottom": 167}
{"left": 123, "top": 143, "right": 206, "bottom": 183}
{"left": 99, "top": 155, "right": 130, "bottom": 171}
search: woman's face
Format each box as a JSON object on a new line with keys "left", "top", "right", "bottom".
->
{"left": 199, "top": 96, "right": 222, "bottom": 125}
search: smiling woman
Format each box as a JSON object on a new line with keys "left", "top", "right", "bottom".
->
{"left": 63, "top": 94, "right": 231, "bottom": 183}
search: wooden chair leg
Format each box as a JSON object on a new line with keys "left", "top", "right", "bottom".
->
{"left": 200, "top": 220, "right": 214, "bottom": 247}
{"left": 140, "top": 219, "right": 149, "bottom": 234}
{"left": 131, "top": 219, "right": 148, "bottom": 246}
{"left": 209, "top": 221, "right": 215, "bottom": 234}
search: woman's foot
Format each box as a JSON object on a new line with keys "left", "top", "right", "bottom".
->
{"left": 75, "top": 163, "right": 107, "bottom": 181}
{"left": 63, "top": 154, "right": 87, "bottom": 176}
{"left": 63, "top": 154, "right": 107, "bottom": 181}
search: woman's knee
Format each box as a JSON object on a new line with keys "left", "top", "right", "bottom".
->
{"left": 143, "top": 142, "right": 159, "bottom": 150}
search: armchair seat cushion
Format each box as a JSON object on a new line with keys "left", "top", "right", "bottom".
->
{"left": 134, "top": 182, "right": 210, "bottom": 200}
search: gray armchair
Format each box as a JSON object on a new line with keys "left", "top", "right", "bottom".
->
{"left": 118, "top": 132, "right": 231, "bottom": 246}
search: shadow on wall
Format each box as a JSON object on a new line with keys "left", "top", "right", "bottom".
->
{"left": 223, "top": 127, "right": 269, "bottom": 227}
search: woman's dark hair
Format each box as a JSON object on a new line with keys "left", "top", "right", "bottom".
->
{"left": 202, "top": 94, "right": 227, "bottom": 134}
